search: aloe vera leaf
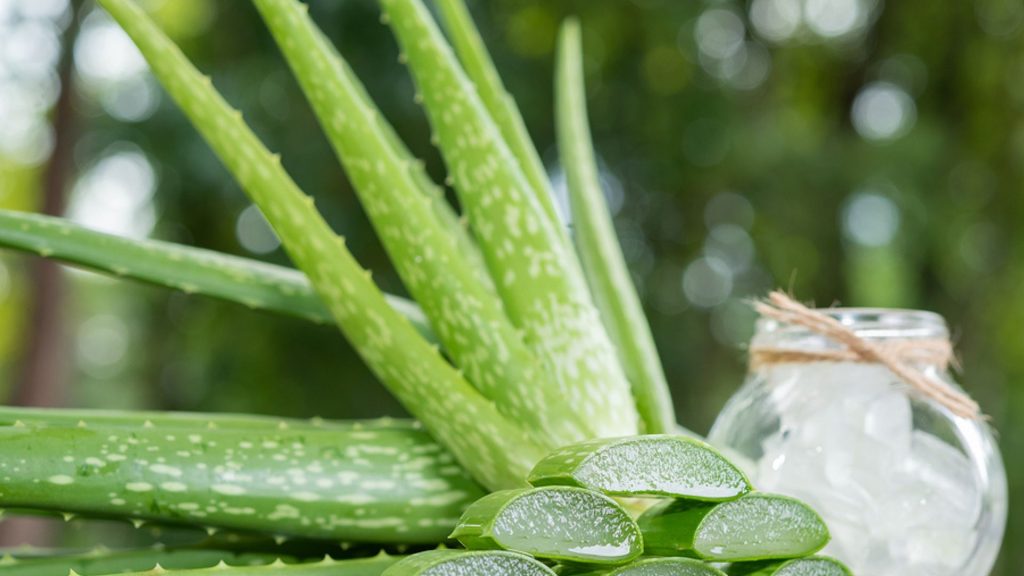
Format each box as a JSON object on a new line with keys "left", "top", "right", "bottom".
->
{"left": 527, "top": 435, "right": 751, "bottom": 501}
{"left": 450, "top": 486, "right": 643, "bottom": 565}
{"left": 253, "top": 2, "right": 494, "bottom": 296}
{"left": 637, "top": 493, "right": 830, "bottom": 562}
{"left": 0, "top": 548, "right": 284, "bottom": 576}
{"left": 433, "top": 0, "right": 564, "bottom": 242}
{"left": 727, "top": 556, "right": 852, "bottom": 576}
{"left": 98, "top": 0, "right": 544, "bottom": 491}
{"left": 0, "top": 209, "right": 433, "bottom": 340}
{"left": 250, "top": 0, "right": 571, "bottom": 449}
{"left": 0, "top": 406, "right": 355, "bottom": 430}
{"left": 380, "top": 0, "right": 638, "bottom": 442}
{"left": 567, "top": 557, "right": 728, "bottom": 576}
{"left": 382, "top": 550, "right": 556, "bottom": 576}
{"left": 554, "top": 20, "right": 676, "bottom": 435}
{"left": 0, "top": 416, "right": 484, "bottom": 543}
{"left": 25, "top": 555, "right": 400, "bottom": 576}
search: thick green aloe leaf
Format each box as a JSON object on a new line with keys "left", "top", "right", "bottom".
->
{"left": 382, "top": 550, "right": 556, "bottom": 576}
{"left": 528, "top": 435, "right": 751, "bottom": 501}
{"left": 450, "top": 487, "right": 643, "bottom": 565}
{"left": 434, "top": 0, "right": 565, "bottom": 243}
{"left": 554, "top": 20, "right": 676, "bottom": 435}
{"left": 98, "top": 0, "right": 544, "bottom": 491}
{"left": 0, "top": 209, "right": 433, "bottom": 340}
{"left": 17, "top": 555, "right": 401, "bottom": 576}
{"left": 568, "top": 557, "right": 727, "bottom": 576}
{"left": 0, "top": 406, "right": 359, "bottom": 430}
{"left": 637, "top": 494, "right": 829, "bottom": 562}
{"left": 0, "top": 548, "right": 284, "bottom": 576}
{"left": 727, "top": 557, "right": 851, "bottom": 576}
{"left": 0, "top": 416, "right": 483, "bottom": 543}
{"left": 379, "top": 0, "right": 638, "bottom": 443}
{"left": 251, "top": 0, "right": 571, "bottom": 450}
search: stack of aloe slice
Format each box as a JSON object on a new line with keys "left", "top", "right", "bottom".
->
{"left": 387, "top": 435, "right": 850, "bottom": 575}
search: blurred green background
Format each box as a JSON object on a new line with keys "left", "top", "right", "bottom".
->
{"left": 0, "top": 0, "right": 1020, "bottom": 569}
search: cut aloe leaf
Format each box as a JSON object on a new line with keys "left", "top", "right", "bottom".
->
{"left": 382, "top": 550, "right": 556, "bottom": 576}
{"left": 554, "top": 20, "right": 676, "bottom": 435}
{"left": 0, "top": 209, "right": 434, "bottom": 340}
{"left": 528, "top": 435, "right": 751, "bottom": 501}
{"left": 637, "top": 493, "right": 829, "bottom": 562}
{"left": 0, "top": 416, "right": 483, "bottom": 543}
{"left": 450, "top": 486, "right": 642, "bottom": 565}
{"left": 727, "top": 556, "right": 852, "bottom": 576}
{"left": 568, "top": 557, "right": 727, "bottom": 576}
{"left": 0, "top": 548, "right": 285, "bottom": 576}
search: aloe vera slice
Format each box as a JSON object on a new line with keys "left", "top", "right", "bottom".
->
{"left": 727, "top": 557, "right": 851, "bottom": 576}
{"left": 568, "top": 557, "right": 727, "bottom": 576}
{"left": 0, "top": 417, "right": 483, "bottom": 543}
{"left": 528, "top": 435, "right": 751, "bottom": 501}
{"left": 637, "top": 493, "right": 829, "bottom": 562}
{"left": 0, "top": 208, "right": 433, "bottom": 340}
{"left": 382, "top": 550, "right": 555, "bottom": 576}
{"left": 0, "top": 548, "right": 284, "bottom": 576}
{"left": 450, "top": 487, "right": 642, "bottom": 565}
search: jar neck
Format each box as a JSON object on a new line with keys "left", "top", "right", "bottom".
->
{"left": 752, "top": 307, "right": 950, "bottom": 355}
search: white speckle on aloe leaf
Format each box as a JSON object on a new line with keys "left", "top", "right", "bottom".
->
{"left": 211, "top": 484, "right": 246, "bottom": 496}
{"left": 47, "top": 475, "right": 74, "bottom": 485}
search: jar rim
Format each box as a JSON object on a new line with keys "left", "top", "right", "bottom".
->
{"left": 755, "top": 306, "right": 949, "bottom": 340}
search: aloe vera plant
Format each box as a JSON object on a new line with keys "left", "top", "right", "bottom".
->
{"left": 0, "top": 1, "right": 843, "bottom": 575}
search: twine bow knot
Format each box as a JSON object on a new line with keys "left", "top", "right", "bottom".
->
{"left": 750, "top": 291, "right": 981, "bottom": 419}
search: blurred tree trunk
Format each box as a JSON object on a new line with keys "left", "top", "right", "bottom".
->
{"left": 0, "top": 0, "right": 83, "bottom": 547}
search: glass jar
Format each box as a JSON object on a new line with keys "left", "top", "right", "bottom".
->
{"left": 708, "top": 308, "right": 1007, "bottom": 576}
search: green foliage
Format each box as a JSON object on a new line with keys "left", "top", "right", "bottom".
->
{"left": 380, "top": 0, "right": 640, "bottom": 442}
{"left": 0, "top": 1, "right": 834, "bottom": 572}
{"left": 554, "top": 20, "right": 675, "bottom": 435}
{"left": 0, "top": 411, "right": 483, "bottom": 542}
{"left": 0, "top": 209, "right": 433, "bottom": 339}
{"left": 251, "top": 0, "right": 577, "bottom": 450}
{"left": 98, "top": 0, "right": 543, "bottom": 491}
{"left": 0, "top": 548, "right": 284, "bottom": 576}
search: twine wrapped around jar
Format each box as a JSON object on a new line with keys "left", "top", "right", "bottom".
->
{"left": 749, "top": 291, "right": 981, "bottom": 419}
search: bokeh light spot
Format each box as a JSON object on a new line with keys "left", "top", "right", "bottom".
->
{"left": 851, "top": 82, "right": 916, "bottom": 141}
{"left": 804, "top": 0, "right": 862, "bottom": 38}
{"left": 68, "top": 146, "right": 157, "bottom": 239}
{"left": 683, "top": 256, "right": 733, "bottom": 308}
{"left": 841, "top": 191, "right": 901, "bottom": 246}
{"left": 236, "top": 204, "right": 281, "bottom": 255}
{"left": 750, "top": 0, "right": 803, "bottom": 43}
